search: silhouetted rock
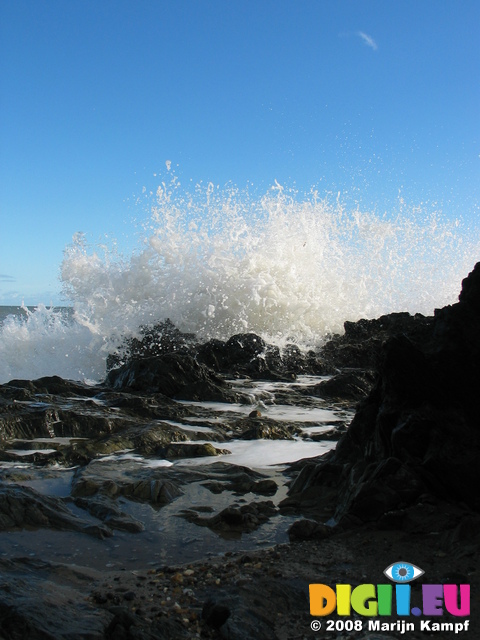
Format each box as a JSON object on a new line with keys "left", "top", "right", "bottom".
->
{"left": 283, "top": 262, "right": 480, "bottom": 525}
{"left": 106, "top": 319, "right": 197, "bottom": 371}
{"left": 319, "top": 311, "right": 434, "bottom": 371}
{"left": 202, "top": 598, "right": 231, "bottom": 628}
{"left": 197, "top": 333, "right": 280, "bottom": 377}
{"left": 302, "top": 369, "right": 376, "bottom": 402}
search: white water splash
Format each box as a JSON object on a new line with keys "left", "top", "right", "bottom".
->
{"left": 0, "top": 305, "right": 101, "bottom": 383}
{"left": 1, "top": 182, "right": 478, "bottom": 383}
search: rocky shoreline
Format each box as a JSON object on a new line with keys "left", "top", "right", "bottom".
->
{"left": 1, "top": 264, "right": 479, "bottom": 638}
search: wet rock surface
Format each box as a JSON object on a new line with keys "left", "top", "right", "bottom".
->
{"left": 0, "top": 483, "right": 111, "bottom": 538}
{"left": 179, "top": 500, "right": 278, "bottom": 537}
{"left": 0, "top": 265, "right": 479, "bottom": 638}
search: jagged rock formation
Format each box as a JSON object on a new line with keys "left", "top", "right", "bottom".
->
{"left": 283, "top": 262, "right": 480, "bottom": 526}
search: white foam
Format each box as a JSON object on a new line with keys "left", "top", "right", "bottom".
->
{"left": 1, "top": 184, "right": 477, "bottom": 383}
{"left": 174, "top": 438, "right": 334, "bottom": 469}
{"left": 97, "top": 451, "right": 173, "bottom": 466}
{"left": 301, "top": 424, "right": 340, "bottom": 435}
{"left": 241, "top": 376, "right": 332, "bottom": 393}
{"left": 0, "top": 304, "right": 105, "bottom": 383}
{"left": 157, "top": 419, "right": 217, "bottom": 434}
{"left": 178, "top": 400, "right": 341, "bottom": 423}
{"left": 6, "top": 449, "right": 57, "bottom": 456}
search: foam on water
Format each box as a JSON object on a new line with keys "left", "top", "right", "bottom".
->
{"left": 1, "top": 182, "right": 478, "bottom": 383}
{"left": 177, "top": 400, "right": 341, "bottom": 423}
{"left": 173, "top": 438, "right": 335, "bottom": 469}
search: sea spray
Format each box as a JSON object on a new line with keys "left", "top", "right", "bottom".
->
{"left": 0, "top": 304, "right": 101, "bottom": 383}
{"left": 1, "top": 183, "right": 478, "bottom": 383}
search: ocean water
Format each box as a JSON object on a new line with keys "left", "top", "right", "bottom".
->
{"left": 1, "top": 184, "right": 478, "bottom": 384}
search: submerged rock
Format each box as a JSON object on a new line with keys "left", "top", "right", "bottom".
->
{"left": 74, "top": 495, "right": 145, "bottom": 533}
{"left": 180, "top": 500, "right": 278, "bottom": 536}
{"left": 71, "top": 459, "right": 185, "bottom": 507}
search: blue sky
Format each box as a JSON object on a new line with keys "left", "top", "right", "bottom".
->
{"left": 1, "top": 0, "right": 479, "bottom": 305}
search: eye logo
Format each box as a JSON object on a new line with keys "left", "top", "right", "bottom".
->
{"left": 384, "top": 561, "right": 424, "bottom": 583}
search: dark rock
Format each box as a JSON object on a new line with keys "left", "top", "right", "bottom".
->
{"left": 202, "top": 598, "right": 231, "bottom": 628}
{"left": 74, "top": 421, "right": 190, "bottom": 459}
{"left": 195, "top": 338, "right": 230, "bottom": 371}
{"left": 224, "top": 333, "right": 282, "bottom": 373}
{"left": 304, "top": 369, "right": 376, "bottom": 402}
{"left": 280, "top": 459, "right": 345, "bottom": 520}
{"left": 0, "top": 558, "right": 112, "bottom": 640}
{"left": 197, "top": 333, "right": 268, "bottom": 374}
{"left": 106, "top": 606, "right": 138, "bottom": 636}
{"left": 288, "top": 518, "right": 332, "bottom": 541}
{"left": 307, "top": 426, "right": 345, "bottom": 442}
{"left": 103, "top": 314, "right": 431, "bottom": 386}
{"left": 196, "top": 333, "right": 320, "bottom": 378}
{"left": 2, "top": 376, "right": 99, "bottom": 399}
{"left": 154, "top": 442, "right": 231, "bottom": 459}
{"left": 0, "top": 484, "right": 112, "bottom": 537}
{"left": 198, "top": 462, "right": 275, "bottom": 495}
{"left": 319, "top": 312, "right": 434, "bottom": 371}
{"left": 96, "top": 391, "right": 187, "bottom": 419}
{"left": 180, "top": 500, "right": 277, "bottom": 536}
{"left": 71, "top": 459, "right": 185, "bottom": 507}
{"left": 74, "top": 495, "right": 145, "bottom": 533}
{"left": 106, "top": 319, "right": 197, "bottom": 371}
{"left": 238, "top": 420, "right": 297, "bottom": 440}
{"left": 284, "top": 262, "right": 480, "bottom": 525}
{"left": 105, "top": 352, "right": 228, "bottom": 400}
{"left": 125, "top": 478, "right": 183, "bottom": 505}
{"left": 0, "top": 382, "right": 152, "bottom": 445}
{"left": 107, "top": 324, "right": 331, "bottom": 381}
{"left": 281, "top": 343, "right": 321, "bottom": 374}
{"left": 252, "top": 479, "right": 278, "bottom": 495}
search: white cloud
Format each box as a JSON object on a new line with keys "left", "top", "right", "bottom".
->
{"left": 357, "top": 31, "right": 378, "bottom": 51}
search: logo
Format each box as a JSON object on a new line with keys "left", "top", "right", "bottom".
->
{"left": 309, "top": 561, "right": 471, "bottom": 634}
{"left": 383, "top": 561, "right": 424, "bottom": 583}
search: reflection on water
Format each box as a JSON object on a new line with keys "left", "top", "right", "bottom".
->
{"left": 0, "top": 472, "right": 297, "bottom": 570}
